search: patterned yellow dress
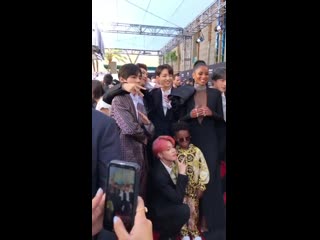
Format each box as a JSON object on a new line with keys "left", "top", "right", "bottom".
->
{"left": 176, "top": 144, "right": 210, "bottom": 238}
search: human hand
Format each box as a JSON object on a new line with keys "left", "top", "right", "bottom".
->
{"left": 199, "top": 106, "right": 213, "bottom": 117}
{"left": 114, "top": 196, "right": 153, "bottom": 240}
{"left": 190, "top": 107, "right": 199, "bottom": 118}
{"left": 175, "top": 157, "right": 187, "bottom": 175}
{"left": 138, "top": 111, "right": 151, "bottom": 125}
{"left": 92, "top": 188, "right": 106, "bottom": 236}
{"left": 122, "top": 83, "right": 146, "bottom": 96}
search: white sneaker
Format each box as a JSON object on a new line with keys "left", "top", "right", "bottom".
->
{"left": 193, "top": 236, "right": 202, "bottom": 240}
{"left": 182, "top": 236, "right": 191, "bottom": 240}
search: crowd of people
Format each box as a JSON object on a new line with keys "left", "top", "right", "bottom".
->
{"left": 92, "top": 60, "right": 226, "bottom": 240}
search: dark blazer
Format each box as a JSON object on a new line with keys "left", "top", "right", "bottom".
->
{"left": 103, "top": 83, "right": 123, "bottom": 104}
{"left": 92, "top": 109, "right": 121, "bottom": 197}
{"left": 146, "top": 88, "right": 180, "bottom": 138}
{"left": 217, "top": 118, "right": 226, "bottom": 161}
{"left": 149, "top": 160, "right": 188, "bottom": 218}
{"left": 215, "top": 92, "right": 226, "bottom": 161}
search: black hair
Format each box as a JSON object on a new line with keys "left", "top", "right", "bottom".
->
{"left": 212, "top": 67, "right": 226, "bottom": 81}
{"left": 193, "top": 60, "right": 207, "bottom": 70}
{"left": 92, "top": 80, "right": 105, "bottom": 100}
{"left": 155, "top": 64, "right": 173, "bottom": 76}
{"left": 118, "top": 63, "right": 141, "bottom": 80}
{"left": 172, "top": 121, "right": 190, "bottom": 135}
{"left": 103, "top": 74, "right": 113, "bottom": 86}
{"left": 136, "top": 63, "right": 147, "bottom": 71}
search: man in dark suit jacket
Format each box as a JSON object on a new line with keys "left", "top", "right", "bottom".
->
{"left": 119, "top": 185, "right": 134, "bottom": 215}
{"left": 148, "top": 136, "right": 190, "bottom": 240}
{"left": 92, "top": 109, "right": 121, "bottom": 240}
{"left": 145, "top": 85, "right": 178, "bottom": 138}
{"left": 212, "top": 67, "right": 226, "bottom": 196}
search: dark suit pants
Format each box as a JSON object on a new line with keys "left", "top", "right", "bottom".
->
{"left": 153, "top": 204, "right": 190, "bottom": 239}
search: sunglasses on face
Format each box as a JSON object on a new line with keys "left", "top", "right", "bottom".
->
{"left": 178, "top": 136, "right": 191, "bottom": 143}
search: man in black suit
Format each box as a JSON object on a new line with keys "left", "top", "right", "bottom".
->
{"left": 92, "top": 109, "right": 121, "bottom": 240}
{"left": 148, "top": 136, "right": 190, "bottom": 240}
{"left": 119, "top": 184, "right": 134, "bottom": 214}
{"left": 212, "top": 67, "right": 226, "bottom": 196}
{"left": 144, "top": 64, "right": 179, "bottom": 138}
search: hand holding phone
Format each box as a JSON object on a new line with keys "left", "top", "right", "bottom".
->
{"left": 92, "top": 188, "right": 106, "bottom": 236}
{"left": 113, "top": 196, "right": 153, "bottom": 240}
{"left": 103, "top": 160, "right": 140, "bottom": 232}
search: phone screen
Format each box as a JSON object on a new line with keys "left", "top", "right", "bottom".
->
{"left": 104, "top": 164, "right": 137, "bottom": 232}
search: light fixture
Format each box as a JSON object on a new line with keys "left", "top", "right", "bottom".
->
{"left": 215, "top": 25, "right": 222, "bottom": 32}
{"left": 196, "top": 32, "right": 205, "bottom": 43}
{"left": 196, "top": 36, "right": 204, "bottom": 43}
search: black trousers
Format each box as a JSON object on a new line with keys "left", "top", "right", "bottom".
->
{"left": 153, "top": 204, "right": 190, "bottom": 239}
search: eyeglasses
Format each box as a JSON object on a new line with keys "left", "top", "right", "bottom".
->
{"left": 178, "top": 136, "right": 191, "bottom": 143}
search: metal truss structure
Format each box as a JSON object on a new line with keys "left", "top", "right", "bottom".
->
{"left": 100, "top": 22, "right": 185, "bottom": 38}
{"left": 111, "top": 48, "right": 162, "bottom": 56}
{"left": 160, "top": 0, "right": 226, "bottom": 54}
{"left": 185, "top": 1, "right": 226, "bottom": 34}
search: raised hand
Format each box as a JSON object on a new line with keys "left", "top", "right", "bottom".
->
{"left": 122, "top": 83, "right": 146, "bottom": 96}
{"left": 175, "top": 157, "right": 187, "bottom": 175}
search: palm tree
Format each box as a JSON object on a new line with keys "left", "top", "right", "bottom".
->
{"left": 164, "top": 51, "right": 178, "bottom": 66}
{"left": 105, "top": 48, "right": 127, "bottom": 71}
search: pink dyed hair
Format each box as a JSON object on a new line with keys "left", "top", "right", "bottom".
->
{"left": 152, "top": 135, "right": 175, "bottom": 157}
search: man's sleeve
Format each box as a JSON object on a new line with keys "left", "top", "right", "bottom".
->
{"left": 98, "top": 117, "right": 121, "bottom": 191}
{"left": 102, "top": 83, "right": 127, "bottom": 104}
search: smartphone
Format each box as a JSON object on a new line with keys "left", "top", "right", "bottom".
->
{"left": 103, "top": 160, "right": 140, "bottom": 232}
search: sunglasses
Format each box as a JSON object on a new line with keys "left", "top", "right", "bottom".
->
{"left": 178, "top": 136, "right": 191, "bottom": 143}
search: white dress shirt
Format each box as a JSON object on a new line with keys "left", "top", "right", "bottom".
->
{"left": 160, "top": 160, "right": 176, "bottom": 184}
{"left": 95, "top": 97, "right": 111, "bottom": 112}
{"left": 222, "top": 92, "right": 226, "bottom": 121}
{"left": 161, "top": 88, "right": 172, "bottom": 116}
{"left": 130, "top": 93, "right": 145, "bottom": 119}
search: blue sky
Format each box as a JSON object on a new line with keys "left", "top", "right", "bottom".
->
{"left": 92, "top": 0, "right": 216, "bottom": 50}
